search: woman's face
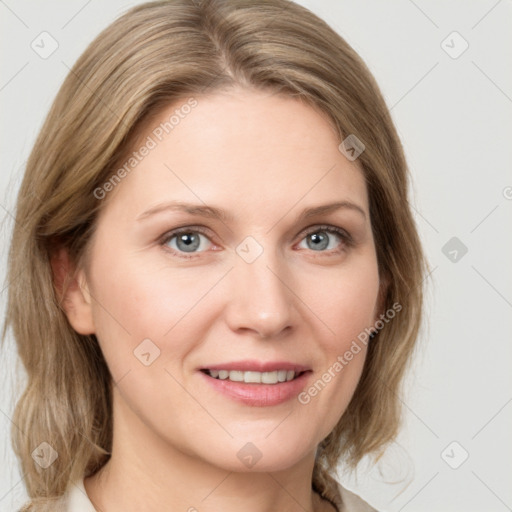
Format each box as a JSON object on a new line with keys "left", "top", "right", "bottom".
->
{"left": 72, "top": 87, "right": 382, "bottom": 473}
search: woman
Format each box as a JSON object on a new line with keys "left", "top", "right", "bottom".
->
{"left": 3, "top": 0, "right": 427, "bottom": 510}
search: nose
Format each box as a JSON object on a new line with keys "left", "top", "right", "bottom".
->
{"left": 224, "top": 246, "right": 295, "bottom": 339}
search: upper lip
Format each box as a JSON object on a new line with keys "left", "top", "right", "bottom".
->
{"left": 200, "top": 360, "right": 311, "bottom": 373}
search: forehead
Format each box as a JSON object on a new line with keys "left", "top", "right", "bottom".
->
{"left": 102, "top": 88, "right": 369, "bottom": 221}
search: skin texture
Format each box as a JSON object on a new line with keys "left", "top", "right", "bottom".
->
{"left": 60, "top": 87, "right": 382, "bottom": 512}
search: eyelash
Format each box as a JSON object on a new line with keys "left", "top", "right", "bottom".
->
{"left": 159, "top": 224, "right": 354, "bottom": 260}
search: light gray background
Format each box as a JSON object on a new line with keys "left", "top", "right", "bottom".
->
{"left": 1, "top": 1, "right": 511, "bottom": 511}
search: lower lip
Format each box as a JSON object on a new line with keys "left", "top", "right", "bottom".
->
{"left": 198, "top": 370, "right": 312, "bottom": 407}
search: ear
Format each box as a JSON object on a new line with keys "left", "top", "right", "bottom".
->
{"left": 51, "top": 247, "right": 95, "bottom": 335}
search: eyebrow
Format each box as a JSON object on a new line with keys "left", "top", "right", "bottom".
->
{"left": 136, "top": 200, "right": 367, "bottom": 223}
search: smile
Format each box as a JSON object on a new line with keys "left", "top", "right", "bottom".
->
{"left": 199, "top": 369, "right": 312, "bottom": 407}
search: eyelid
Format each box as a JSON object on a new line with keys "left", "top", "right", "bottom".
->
{"left": 299, "top": 224, "right": 353, "bottom": 242}
{"left": 160, "top": 225, "right": 212, "bottom": 239}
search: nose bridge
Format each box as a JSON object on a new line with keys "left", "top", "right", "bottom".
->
{"left": 226, "top": 236, "right": 293, "bottom": 337}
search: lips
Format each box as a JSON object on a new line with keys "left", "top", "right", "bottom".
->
{"left": 197, "top": 360, "right": 313, "bottom": 406}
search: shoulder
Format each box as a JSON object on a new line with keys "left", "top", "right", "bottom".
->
{"left": 336, "top": 481, "right": 379, "bottom": 512}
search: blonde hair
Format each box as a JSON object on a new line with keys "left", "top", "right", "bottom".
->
{"left": 3, "top": 0, "right": 428, "bottom": 508}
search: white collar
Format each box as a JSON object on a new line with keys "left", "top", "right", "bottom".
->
{"left": 66, "top": 479, "right": 96, "bottom": 512}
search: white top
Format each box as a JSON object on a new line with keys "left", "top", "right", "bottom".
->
{"left": 65, "top": 479, "right": 96, "bottom": 512}
{"left": 64, "top": 478, "right": 377, "bottom": 512}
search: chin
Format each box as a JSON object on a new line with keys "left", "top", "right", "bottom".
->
{"left": 200, "top": 434, "right": 315, "bottom": 473}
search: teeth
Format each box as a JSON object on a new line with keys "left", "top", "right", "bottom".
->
{"left": 246, "top": 371, "right": 263, "bottom": 383}
{"left": 208, "top": 369, "right": 298, "bottom": 384}
{"left": 228, "top": 371, "right": 244, "bottom": 382}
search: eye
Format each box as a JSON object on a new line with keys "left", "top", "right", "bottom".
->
{"left": 160, "top": 224, "right": 353, "bottom": 260}
{"left": 296, "top": 225, "right": 352, "bottom": 254}
{"left": 160, "top": 227, "right": 214, "bottom": 259}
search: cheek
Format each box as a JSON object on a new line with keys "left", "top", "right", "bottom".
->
{"left": 301, "top": 255, "right": 380, "bottom": 348}
{"left": 294, "top": 257, "right": 379, "bottom": 431}
{"left": 86, "top": 247, "right": 224, "bottom": 378}
{"left": 85, "top": 256, "right": 206, "bottom": 420}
